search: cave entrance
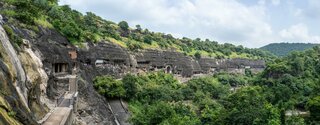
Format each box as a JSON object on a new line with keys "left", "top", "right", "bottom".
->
{"left": 165, "top": 65, "right": 172, "bottom": 74}
{"left": 137, "top": 61, "right": 151, "bottom": 68}
{"left": 53, "top": 63, "right": 68, "bottom": 73}
{"left": 113, "top": 59, "right": 126, "bottom": 66}
{"left": 95, "top": 59, "right": 105, "bottom": 66}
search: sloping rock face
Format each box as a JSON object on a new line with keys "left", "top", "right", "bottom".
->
{"left": 199, "top": 58, "right": 266, "bottom": 74}
{"left": 134, "top": 50, "right": 201, "bottom": 77}
{"left": 78, "top": 42, "right": 132, "bottom": 80}
{"left": 29, "top": 28, "right": 75, "bottom": 99}
{"left": 133, "top": 50, "right": 265, "bottom": 76}
{"left": 221, "top": 58, "right": 266, "bottom": 69}
{"left": 0, "top": 18, "right": 116, "bottom": 124}
{"left": 0, "top": 16, "right": 265, "bottom": 125}
{"left": 0, "top": 24, "right": 41, "bottom": 125}
{"left": 22, "top": 29, "right": 116, "bottom": 124}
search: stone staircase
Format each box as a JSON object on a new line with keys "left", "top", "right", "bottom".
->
{"left": 39, "top": 69, "right": 78, "bottom": 125}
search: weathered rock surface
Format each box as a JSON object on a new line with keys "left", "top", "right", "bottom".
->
{"left": 0, "top": 14, "right": 266, "bottom": 124}
{"left": 0, "top": 24, "right": 39, "bottom": 125}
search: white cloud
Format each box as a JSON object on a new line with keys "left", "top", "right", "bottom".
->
{"left": 271, "top": 0, "right": 281, "bottom": 6}
{"left": 294, "top": 8, "right": 303, "bottom": 17}
{"left": 279, "top": 23, "right": 320, "bottom": 43}
{"left": 294, "top": 0, "right": 320, "bottom": 19}
{"left": 259, "top": 0, "right": 281, "bottom": 6}
{"left": 258, "top": 0, "right": 266, "bottom": 5}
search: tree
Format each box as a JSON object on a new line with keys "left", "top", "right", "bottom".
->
{"left": 185, "top": 77, "right": 229, "bottom": 100}
{"left": 143, "top": 34, "right": 153, "bottom": 44}
{"left": 118, "top": 21, "right": 129, "bottom": 31}
{"left": 307, "top": 96, "right": 320, "bottom": 123}
{"left": 135, "top": 24, "right": 142, "bottom": 32}
{"left": 285, "top": 116, "right": 305, "bottom": 125}
{"left": 12, "top": 0, "right": 42, "bottom": 24}
{"left": 194, "top": 51, "right": 201, "bottom": 59}
{"left": 123, "top": 74, "right": 139, "bottom": 98}
{"left": 131, "top": 101, "right": 175, "bottom": 125}
{"left": 224, "top": 86, "right": 281, "bottom": 125}
{"left": 93, "top": 76, "right": 125, "bottom": 98}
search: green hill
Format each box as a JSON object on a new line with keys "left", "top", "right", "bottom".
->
{"left": 0, "top": 0, "right": 273, "bottom": 59}
{"left": 260, "top": 43, "right": 319, "bottom": 56}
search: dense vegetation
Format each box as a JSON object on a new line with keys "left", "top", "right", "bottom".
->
{"left": 2, "top": 0, "right": 320, "bottom": 124}
{"left": 260, "top": 43, "right": 319, "bottom": 56}
{"left": 94, "top": 46, "right": 320, "bottom": 124}
{"left": 0, "top": 0, "right": 273, "bottom": 59}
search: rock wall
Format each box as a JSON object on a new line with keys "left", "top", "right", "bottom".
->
{"left": 0, "top": 20, "right": 116, "bottom": 124}
{"left": 21, "top": 27, "right": 116, "bottom": 124}
{"left": 0, "top": 14, "right": 266, "bottom": 125}
{"left": 0, "top": 24, "right": 43, "bottom": 125}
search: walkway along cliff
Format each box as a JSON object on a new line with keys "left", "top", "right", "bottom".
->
{"left": 0, "top": 15, "right": 266, "bottom": 124}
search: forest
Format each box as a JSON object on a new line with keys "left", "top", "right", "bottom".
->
{"left": 94, "top": 46, "right": 320, "bottom": 124}
{"left": 1, "top": 0, "right": 320, "bottom": 124}
{"left": 0, "top": 0, "right": 273, "bottom": 59}
{"left": 261, "top": 43, "right": 319, "bottom": 57}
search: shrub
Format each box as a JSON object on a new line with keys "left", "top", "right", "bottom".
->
{"left": 3, "top": 24, "right": 14, "bottom": 38}
{"left": 127, "top": 41, "right": 143, "bottom": 51}
{"left": 122, "top": 74, "right": 139, "bottom": 98}
{"left": 194, "top": 51, "right": 201, "bottom": 59}
{"left": 93, "top": 76, "right": 125, "bottom": 98}
{"left": 307, "top": 96, "right": 320, "bottom": 122}
{"left": 3, "top": 24, "right": 23, "bottom": 46}
{"left": 118, "top": 21, "right": 129, "bottom": 31}
{"left": 143, "top": 34, "right": 153, "bottom": 44}
{"left": 8, "top": 111, "right": 16, "bottom": 118}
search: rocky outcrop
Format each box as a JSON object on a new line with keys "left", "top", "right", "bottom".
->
{"left": 0, "top": 14, "right": 266, "bottom": 124}
{"left": 0, "top": 24, "right": 28, "bottom": 109}
{"left": 0, "top": 19, "right": 116, "bottom": 124}
{"left": 134, "top": 50, "right": 201, "bottom": 77}
{"left": 0, "top": 24, "right": 39, "bottom": 125}
{"left": 22, "top": 28, "right": 116, "bottom": 124}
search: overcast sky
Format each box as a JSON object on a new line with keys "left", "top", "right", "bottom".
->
{"left": 59, "top": 0, "right": 320, "bottom": 48}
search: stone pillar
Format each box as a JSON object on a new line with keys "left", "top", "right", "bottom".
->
{"left": 73, "top": 92, "right": 78, "bottom": 113}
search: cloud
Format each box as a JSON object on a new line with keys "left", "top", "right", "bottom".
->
{"left": 258, "top": 0, "right": 280, "bottom": 6}
{"left": 271, "top": 0, "right": 281, "bottom": 6}
{"left": 295, "top": 0, "right": 320, "bottom": 19}
{"left": 279, "top": 23, "right": 320, "bottom": 43}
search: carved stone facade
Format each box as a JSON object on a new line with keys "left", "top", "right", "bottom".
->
{"left": 77, "top": 43, "right": 266, "bottom": 77}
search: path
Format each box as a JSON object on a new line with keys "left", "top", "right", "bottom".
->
{"left": 109, "top": 99, "right": 130, "bottom": 125}
{"left": 43, "top": 107, "right": 72, "bottom": 125}
{"left": 39, "top": 72, "right": 78, "bottom": 125}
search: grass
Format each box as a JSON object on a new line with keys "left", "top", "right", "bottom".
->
{"left": 0, "top": 10, "right": 16, "bottom": 17}
{"left": 34, "top": 17, "right": 53, "bottom": 29}
{"left": 106, "top": 37, "right": 127, "bottom": 48}
{"left": 7, "top": 111, "right": 16, "bottom": 118}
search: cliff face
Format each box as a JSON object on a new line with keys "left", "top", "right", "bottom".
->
{"left": 0, "top": 24, "right": 45, "bottom": 125}
{"left": 0, "top": 18, "right": 115, "bottom": 124}
{"left": 0, "top": 14, "right": 266, "bottom": 124}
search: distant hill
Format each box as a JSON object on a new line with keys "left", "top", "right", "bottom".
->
{"left": 260, "top": 43, "right": 319, "bottom": 56}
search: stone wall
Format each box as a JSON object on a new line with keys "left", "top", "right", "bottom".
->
{"left": 134, "top": 50, "right": 201, "bottom": 77}
{"left": 79, "top": 45, "right": 266, "bottom": 77}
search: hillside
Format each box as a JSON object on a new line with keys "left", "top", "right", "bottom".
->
{"left": 0, "top": 0, "right": 273, "bottom": 59}
{"left": 260, "top": 43, "right": 319, "bottom": 56}
{"left": 0, "top": 0, "right": 271, "bottom": 124}
{"left": 1, "top": 0, "right": 320, "bottom": 125}
{"left": 92, "top": 46, "right": 320, "bottom": 125}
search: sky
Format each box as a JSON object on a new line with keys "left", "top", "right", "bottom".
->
{"left": 59, "top": 0, "right": 320, "bottom": 48}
